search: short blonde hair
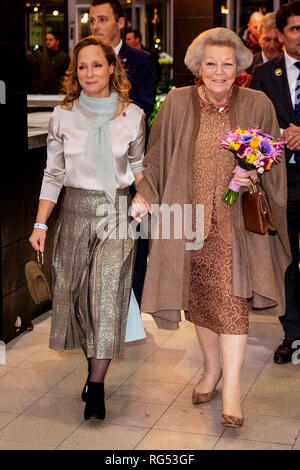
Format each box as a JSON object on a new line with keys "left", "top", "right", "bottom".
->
{"left": 258, "top": 12, "right": 276, "bottom": 35}
{"left": 184, "top": 27, "right": 253, "bottom": 77}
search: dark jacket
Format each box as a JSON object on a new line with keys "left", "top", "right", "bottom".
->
{"left": 246, "top": 51, "right": 263, "bottom": 75}
{"left": 250, "top": 53, "right": 296, "bottom": 164}
{"left": 119, "top": 42, "right": 156, "bottom": 120}
{"left": 33, "top": 49, "right": 70, "bottom": 94}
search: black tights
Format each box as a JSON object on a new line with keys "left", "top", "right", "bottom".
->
{"left": 81, "top": 344, "right": 111, "bottom": 383}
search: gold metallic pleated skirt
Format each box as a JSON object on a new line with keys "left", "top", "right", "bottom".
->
{"left": 49, "top": 187, "right": 136, "bottom": 359}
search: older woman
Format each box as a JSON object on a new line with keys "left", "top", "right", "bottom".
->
{"left": 132, "top": 28, "right": 290, "bottom": 427}
{"left": 29, "top": 36, "right": 145, "bottom": 421}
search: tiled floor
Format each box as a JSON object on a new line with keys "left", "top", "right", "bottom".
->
{"left": 0, "top": 311, "right": 300, "bottom": 450}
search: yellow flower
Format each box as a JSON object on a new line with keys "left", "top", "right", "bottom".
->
{"left": 242, "top": 130, "right": 248, "bottom": 134}
{"left": 234, "top": 143, "right": 240, "bottom": 151}
{"left": 252, "top": 131, "right": 256, "bottom": 136}
{"left": 246, "top": 154, "right": 257, "bottom": 164}
{"left": 236, "top": 129, "right": 242, "bottom": 135}
{"left": 266, "top": 161, "right": 271, "bottom": 170}
{"left": 249, "top": 138, "right": 260, "bottom": 149}
{"left": 253, "top": 149, "right": 257, "bottom": 155}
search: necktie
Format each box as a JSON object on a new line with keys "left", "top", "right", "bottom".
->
{"left": 293, "top": 61, "right": 300, "bottom": 165}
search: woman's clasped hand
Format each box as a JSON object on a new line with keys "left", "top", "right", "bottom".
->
{"left": 131, "top": 191, "right": 152, "bottom": 222}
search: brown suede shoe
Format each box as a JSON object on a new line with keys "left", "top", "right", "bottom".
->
{"left": 221, "top": 413, "right": 244, "bottom": 428}
{"left": 192, "top": 371, "right": 222, "bottom": 405}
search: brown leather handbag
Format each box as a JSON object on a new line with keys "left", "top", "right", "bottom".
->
{"left": 25, "top": 251, "right": 52, "bottom": 304}
{"left": 242, "top": 183, "right": 276, "bottom": 235}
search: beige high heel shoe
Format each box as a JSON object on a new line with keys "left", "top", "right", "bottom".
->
{"left": 192, "top": 371, "right": 222, "bottom": 405}
{"left": 221, "top": 413, "right": 244, "bottom": 428}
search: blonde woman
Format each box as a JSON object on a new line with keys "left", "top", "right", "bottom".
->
{"left": 29, "top": 36, "right": 145, "bottom": 421}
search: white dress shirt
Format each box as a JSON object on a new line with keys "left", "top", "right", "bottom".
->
{"left": 114, "top": 40, "right": 123, "bottom": 56}
{"left": 40, "top": 101, "right": 145, "bottom": 203}
{"left": 261, "top": 51, "right": 269, "bottom": 63}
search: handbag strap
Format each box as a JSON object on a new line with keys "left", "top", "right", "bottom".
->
{"left": 258, "top": 192, "right": 269, "bottom": 216}
{"left": 249, "top": 181, "right": 257, "bottom": 194}
{"left": 36, "top": 251, "right": 44, "bottom": 270}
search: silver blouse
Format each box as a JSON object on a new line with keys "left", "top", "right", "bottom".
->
{"left": 39, "top": 101, "right": 145, "bottom": 203}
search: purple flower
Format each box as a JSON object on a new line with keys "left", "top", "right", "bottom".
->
{"left": 257, "top": 131, "right": 273, "bottom": 140}
{"left": 259, "top": 139, "right": 273, "bottom": 156}
{"left": 219, "top": 138, "right": 229, "bottom": 149}
{"left": 237, "top": 143, "right": 248, "bottom": 157}
{"left": 240, "top": 134, "right": 253, "bottom": 143}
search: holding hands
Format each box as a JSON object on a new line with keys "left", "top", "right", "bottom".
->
{"left": 131, "top": 193, "right": 152, "bottom": 222}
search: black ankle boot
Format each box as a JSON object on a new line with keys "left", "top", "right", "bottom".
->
{"left": 81, "top": 366, "right": 91, "bottom": 402}
{"left": 84, "top": 382, "right": 106, "bottom": 421}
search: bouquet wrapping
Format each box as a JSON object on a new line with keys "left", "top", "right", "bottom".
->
{"left": 219, "top": 126, "right": 284, "bottom": 205}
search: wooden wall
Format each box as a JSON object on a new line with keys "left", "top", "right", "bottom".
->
{"left": 0, "top": 3, "right": 57, "bottom": 343}
{"left": 173, "top": 0, "right": 215, "bottom": 87}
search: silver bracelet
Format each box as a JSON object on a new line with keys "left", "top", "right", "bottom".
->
{"left": 34, "top": 223, "right": 48, "bottom": 231}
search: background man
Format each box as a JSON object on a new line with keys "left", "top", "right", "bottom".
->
{"left": 251, "top": 3, "right": 300, "bottom": 364}
{"left": 90, "top": 0, "right": 156, "bottom": 121}
{"left": 90, "top": 0, "right": 157, "bottom": 307}
{"left": 244, "top": 11, "right": 263, "bottom": 54}
{"left": 125, "top": 29, "right": 160, "bottom": 84}
{"left": 125, "top": 29, "right": 143, "bottom": 50}
{"left": 247, "top": 12, "right": 282, "bottom": 74}
{"left": 33, "top": 32, "right": 70, "bottom": 94}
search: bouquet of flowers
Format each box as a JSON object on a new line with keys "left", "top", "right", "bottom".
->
{"left": 219, "top": 125, "right": 284, "bottom": 205}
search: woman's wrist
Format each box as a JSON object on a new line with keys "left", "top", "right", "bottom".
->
{"left": 134, "top": 173, "right": 144, "bottom": 187}
{"left": 34, "top": 223, "right": 48, "bottom": 231}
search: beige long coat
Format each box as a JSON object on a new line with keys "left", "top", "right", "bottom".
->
{"left": 137, "top": 85, "right": 291, "bottom": 329}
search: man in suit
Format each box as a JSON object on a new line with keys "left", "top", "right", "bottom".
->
{"left": 90, "top": 0, "right": 157, "bottom": 307}
{"left": 250, "top": 2, "right": 300, "bottom": 364}
{"left": 125, "top": 29, "right": 161, "bottom": 84}
{"left": 89, "top": 0, "right": 156, "bottom": 121}
{"left": 125, "top": 29, "right": 144, "bottom": 50}
{"left": 247, "top": 12, "right": 282, "bottom": 75}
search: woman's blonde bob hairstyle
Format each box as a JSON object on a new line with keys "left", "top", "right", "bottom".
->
{"left": 61, "top": 35, "right": 131, "bottom": 108}
{"left": 184, "top": 27, "right": 253, "bottom": 77}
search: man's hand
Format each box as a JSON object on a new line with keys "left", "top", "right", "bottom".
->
{"left": 282, "top": 123, "right": 300, "bottom": 151}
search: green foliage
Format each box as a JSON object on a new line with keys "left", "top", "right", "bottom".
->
{"left": 147, "top": 89, "right": 175, "bottom": 129}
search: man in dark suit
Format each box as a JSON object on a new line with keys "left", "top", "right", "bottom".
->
{"left": 89, "top": 0, "right": 156, "bottom": 121}
{"left": 126, "top": 29, "right": 161, "bottom": 84}
{"left": 250, "top": 2, "right": 300, "bottom": 364}
{"left": 247, "top": 12, "right": 282, "bottom": 75}
{"left": 90, "top": 0, "right": 157, "bottom": 307}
